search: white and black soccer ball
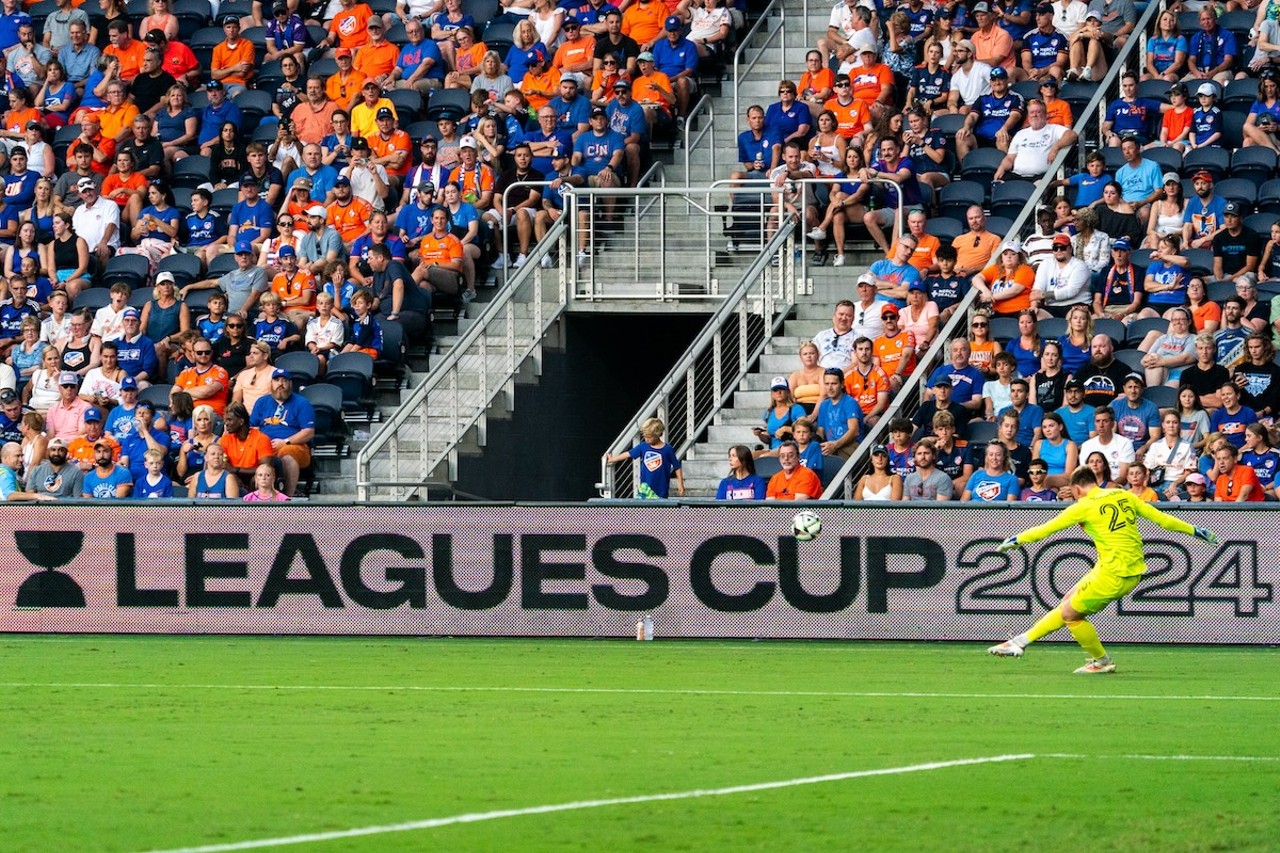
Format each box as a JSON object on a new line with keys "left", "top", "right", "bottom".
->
{"left": 792, "top": 510, "right": 822, "bottom": 542}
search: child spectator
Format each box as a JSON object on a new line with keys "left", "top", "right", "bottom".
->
{"left": 605, "top": 416, "right": 684, "bottom": 499}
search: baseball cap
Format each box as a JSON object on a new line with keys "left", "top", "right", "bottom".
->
{"left": 76, "top": 177, "right": 95, "bottom": 192}
{"left": 956, "top": 38, "right": 975, "bottom": 53}
{"left": 1085, "top": 8, "right": 1100, "bottom": 19}
{"left": 48, "top": 437, "right": 67, "bottom": 449}
{"left": 881, "top": 304, "right": 900, "bottom": 318}
{"left": 120, "top": 376, "right": 138, "bottom": 390}
{"left": 362, "top": 81, "right": 380, "bottom": 93}
{"left": 1052, "top": 233, "right": 1072, "bottom": 247}
{"left": 1185, "top": 473, "right": 1208, "bottom": 486}
{"left": 1162, "top": 171, "right": 1180, "bottom": 185}
{"left": 306, "top": 204, "right": 327, "bottom": 217}
{"left": 1064, "top": 378, "right": 1083, "bottom": 390}
{"left": 859, "top": 41, "right": 877, "bottom": 54}
{"left": 375, "top": 106, "right": 394, "bottom": 120}
{"left": 272, "top": 1, "right": 287, "bottom": 12}
{"left": 271, "top": 368, "right": 290, "bottom": 379}
{"left": 459, "top": 135, "right": 477, "bottom": 149}
{"left": 856, "top": 272, "right": 875, "bottom": 286}
{"left": 278, "top": 244, "right": 296, "bottom": 258}
{"left": 366, "top": 16, "right": 382, "bottom": 27}
{"left": 1196, "top": 82, "right": 1217, "bottom": 97}
{"left": 871, "top": 443, "right": 889, "bottom": 456}
{"left": 234, "top": 239, "right": 254, "bottom": 254}
{"left": 1224, "top": 200, "right": 1243, "bottom": 216}
{"left": 94, "top": 439, "right": 113, "bottom": 449}
{"left": 416, "top": 180, "right": 435, "bottom": 195}
{"left": 221, "top": 13, "right": 239, "bottom": 25}
{"left": 770, "top": 375, "right": 788, "bottom": 390}
{"left": 665, "top": 14, "right": 681, "bottom": 29}
{"left": 908, "top": 280, "right": 926, "bottom": 292}
{"left": 59, "top": 371, "right": 79, "bottom": 386}
{"left": 84, "top": 407, "right": 103, "bottom": 422}
{"left": 122, "top": 307, "right": 140, "bottom": 320}
{"left": 1192, "top": 169, "right": 1214, "bottom": 183}
{"left": 1112, "top": 237, "right": 1132, "bottom": 251}
{"left": 239, "top": 173, "right": 259, "bottom": 187}
{"left": 931, "top": 375, "right": 952, "bottom": 387}
{"left": 989, "top": 66, "right": 1008, "bottom": 80}
{"left": 551, "top": 146, "right": 568, "bottom": 159}
{"left": 562, "top": 17, "right": 580, "bottom": 27}
{"left": 336, "top": 48, "right": 353, "bottom": 58}
{"left": 155, "top": 271, "right": 175, "bottom": 284}
{"left": 637, "top": 51, "right": 655, "bottom": 62}
{"left": 590, "top": 106, "right": 607, "bottom": 118}
{"left": 1168, "top": 83, "right": 1188, "bottom": 97}
{"left": 613, "top": 79, "right": 630, "bottom": 90}
{"left": 351, "top": 135, "right": 370, "bottom": 149}
{"left": 144, "top": 27, "right": 166, "bottom": 42}
{"left": 1124, "top": 371, "right": 1146, "bottom": 386}
{"left": 1033, "top": 3, "right": 1052, "bottom": 12}
{"left": 334, "top": 175, "right": 352, "bottom": 186}
{"left": 206, "top": 79, "right": 224, "bottom": 90}
{"left": 1039, "top": 77, "right": 1058, "bottom": 89}
{"left": 0, "top": 388, "right": 15, "bottom": 403}
{"left": 1000, "top": 239, "right": 1022, "bottom": 254}
{"left": 25, "top": 119, "right": 42, "bottom": 130}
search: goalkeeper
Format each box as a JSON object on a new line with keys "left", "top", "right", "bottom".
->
{"left": 987, "top": 466, "right": 1218, "bottom": 674}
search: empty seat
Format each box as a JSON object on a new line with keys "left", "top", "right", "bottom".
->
{"left": 938, "top": 180, "right": 984, "bottom": 222}
{"left": 990, "top": 180, "right": 1035, "bottom": 220}
{"left": 325, "top": 352, "right": 376, "bottom": 421}
{"left": 275, "top": 351, "right": 321, "bottom": 389}
{"left": 959, "top": 148, "right": 1005, "bottom": 187}
{"left": 157, "top": 253, "right": 203, "bottom": 286}
{"left": 1222, "top": 78, "right": 1260, "bottom": 111}
{"left": 1215, "top": 177, "right": 1258, "bottom": 214}
{"left": 425, "top": 88, "right": 470, "bottom": 120}
{"left": 1144, "top": 384, "right": 1179, "bottom": 409}
{"left": 923, "top": 216, "right": 962, "bottom": 243}
{"left": 103, "top": 255, "right": 150, "bottom": 290}
{"left": 1231, "top": 147, "right": 1278, "bottom": 183}
{"left": 1181, "top": 147, "right": 1230, "bottom": 180}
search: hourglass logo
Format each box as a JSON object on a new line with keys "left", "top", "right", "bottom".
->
{"left": 13, "top": 531, "right": 87, "bottom": 608}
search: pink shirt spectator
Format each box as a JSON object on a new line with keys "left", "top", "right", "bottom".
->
{"left": 45, "top": 398, "right": 92, "bottom": 442}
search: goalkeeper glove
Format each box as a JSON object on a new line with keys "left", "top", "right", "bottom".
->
{"left": 1194, "top": 527, "right": 1219, "bottom": 545}
{"left": 996, "top": 536, "right": 1021, "bottom": 554}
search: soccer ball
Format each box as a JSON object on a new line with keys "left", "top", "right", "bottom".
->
{"left": 792, "top": 510, "right": 822, "bottom": 542}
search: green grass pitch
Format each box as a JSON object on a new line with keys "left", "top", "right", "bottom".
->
{"left": 3, "top": 636, "right": 1278, "bottom": 852}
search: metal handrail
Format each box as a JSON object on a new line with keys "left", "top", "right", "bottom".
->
{"left": 733, "top": 0, "right": 786, "bottom": 130}
{"left": 355, "top": 216, "right": 570, "bottom": 500}
{"left": 682, "top": 92, "right": 716, "bottom": 187}
{"left": 818, "top": 3, "right": 1161, "bottom": 498}
{"left": 599, "top": 216, "right": 799, "bottom": 498}
{"left": 498, "top": 179, "right": 552, "bottom": 273}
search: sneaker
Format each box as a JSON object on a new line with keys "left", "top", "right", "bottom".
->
{"left": 1074, "top": 658, "right": 1116, "bottom": 674}
{"left": 807, "top": 227, "right": 827, "bottom": 240}
{"left": 676, "top": 115, "right": 686, "bottom": 131}
{"left": 832, "top": 254, "right": 846, "bottom": 267}
{"left": 540, "top": 254, "right": 554, "bottom": 269}
{"left": 987, "top": 639, "right": 1024, "bottom": 657}
{"left": 513, "top": 253, "right": 527, "bottom": 268}
{"left": 1065, "top": 68, "right": 1079, "bottom": 82}
{"left": 493, "top": 254, "right": 506, "bottom": 269}
{"left": 1081, "top": 66, "right": 1094, "bottom": 82}
{"left": 577, "top": 250, "right": 589, "bottom": 268}
{"left": 460, "top": 289, "right": 476, "bottom": 304}
{"left": 725, "top": 240, "right": 736, "bottom": 252}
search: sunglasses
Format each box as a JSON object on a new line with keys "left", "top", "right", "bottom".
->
{"left": 226, "top": 323, "right": 244, "bottom": 329}
{"left": 971, "top": 322, "right": 988, "bottom": 327}
{"left": 834, "top": 81, "right": 850, "bottom": 87}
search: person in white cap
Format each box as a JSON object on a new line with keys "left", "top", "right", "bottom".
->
{"left": 298, "top": 203, "right": 344, "bottom": 276}
{"left": 945, "top": 39, "right": 993, "bottom": 114}
{"left": 70, "top": 178, "right": 119, "bottom": 271}
{"left": 992, "top": 98, "right": 1077, "bottom": 182}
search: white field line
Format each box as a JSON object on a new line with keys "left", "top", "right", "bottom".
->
{"left": 135, "top": 755, "right": 1036, "bottom": 853}
{"left": 3, "top": 682, "right": 1280, "bottom": 702}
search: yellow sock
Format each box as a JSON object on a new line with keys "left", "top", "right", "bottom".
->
{"left": 1026, "top": 607, "right": 1065, "bottom": 643}
{"left": 1066, "top": 618, "right": 1107, "bottom": 659}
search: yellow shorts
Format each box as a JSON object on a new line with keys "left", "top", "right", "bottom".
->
{"left": 1068, "top": 568, "right": 1141, "bottom": 616}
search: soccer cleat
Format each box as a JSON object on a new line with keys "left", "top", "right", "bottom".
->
{"left": 987, "top": 639, "right": 1024, "bottom": 658}
{"left": 807, "top": 227, "right": 827, "bottom": 240}
{"left": 1074, "top": 658, "right": 1116, "bottom": 674}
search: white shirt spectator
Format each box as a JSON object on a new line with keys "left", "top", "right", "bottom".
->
{"left": 1007, "top": 122, "right": 1070, "bottom": 179}
{"left": 851, "top": 298, "right": 890, "bottom": 341}
{"left": 1033, "top": 255, "right": 1092, "bottom": 308}
{"left": 813, "top": 326, "right": 857, "bottom": 371}
{"left": 1053, "top": 0, "right": 1089, "bottom": 38}
{"left": 951, "top": 60, "right": 993, "bottom": 109}
{"left": 1080, "top": 432, "right": 1134, "bottom": 477}
{"left": 91, "top": 304, "right": 128, "bottom": 342}
{"left": 72, "top": 196, "right": 121, "bottom": 252}
{"left": 305, "top": 315, "right": 345, "bottom": 350}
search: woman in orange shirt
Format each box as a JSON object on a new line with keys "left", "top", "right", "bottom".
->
{"left": 445, "top": 27, "right": 488, "bottom": 89}
{"left": 966, "top": 309, "right": 1003, "bottom": 378}
{"left": 100, "top": 149, "right": 147, "bottom": 228}
{"left": 972, "top": 242, "right": 1036, "bottom": 318}
{"left": 798, "top": 49, "right": 834, "bottom": 110}
{"left": 139, "top": 0, "right": 179, "bottom": 41}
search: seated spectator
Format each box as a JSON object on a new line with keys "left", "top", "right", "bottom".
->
{"left": 763, "top": 79, "right": 811, "bottom": 151}
{"left": 1031, "top": 231, "right": 1091, "bottom": 318}
{"left": 860, "top": 136, "right": 922, "bottom": 256}
{"left": 248, "top": 368, "right": 316, "bottom": 497}
{"left": 1186, "top": 7, "right": 1236, "bottom": 84}
{"left": 1240, "top": 421, "right": 1280, "bottom": 499}
{"left": 903, "top": 438, "right": 955, "bottom": 500}
{"left": 1211, "top": 380, "right": 1257, "bottom": 448}
{"left": 1216, "top": 296, "right": 1252, "bottom": 369}
{"left": 1066, "top": 3, "right": 1134, "bottom": 84}
{"left": 1213, "top": 440, "right": 1264, "bottom": 501}
{"left": 716, "top": 444, "right": 767, "bottom": 500}
{"left": 982, "top": 350, "right": 1018, "bottom": 416}
{"left": 972, "top": 239, "right": 1035, "bottom": 316}
{"left": 1146, "top": 408, "right": 1199, "bottom": 497}
{"left": 844, "top": 335, "right": 891, "bottom": 426}
{"left": 798, "top": 48, "right": 835, "bottom": 109}
{"left": 961, "top": 441, "right": 1020, "bottom": 501}
{"left": 788, "top": 341, "right": 825, "bottom": 412}
{"left": 955, "top": 65, "right": 1024, "bottom": 160}
{"left": 764, "top": 439, "right": 821, "bottom": 499}
{"left": 1234, "top": 334, "right": 1280, "bottom": 419}
{"left": 946, "top": 38, "right": 993, "bottom": 114}
{"left": 806, "top": 147, "right": 868, "bottom": 267}
{"left": 1155, "top": 84, "right": 1193, "bottom": 153}
{"left": 1032, "top": 410, "right": 1078, "bottom": 486}
{"left": 907, "top": 42, "right": 952, "bottom": 116}
{"left": 951, "top": 205, "right": 1003, "bottom": 279}
{"left": 1213, "top": 204, "right": 1260, "bottom": 284}
{"left": 925, "top": 338, "right": 987, "bottom": 412}
{"left": 923, "top": 244, "right": 966, "bottom": 325}
{"left": 1021, "top": 4, "right": 1068, "bottom": 84}
{"left": 1093, "top": 180, "right": 1143, "bottom": 247}
{"left": 752, "top": 375, "right": 806, "bottom": 449}
{"left": 1188, "top": 83, "right": 1223, "bottom": 149}
{"left": 992, "top": 98, "right": 1076, "bottom": 182}
{"left": 854, "top": 443, "right": 902, "bottom": 500}
{"left": 1144, "top": 10, "right": 1187, "bottom": 83}
{"left": 813, "top": 366, "right": 863, "bottom": 459}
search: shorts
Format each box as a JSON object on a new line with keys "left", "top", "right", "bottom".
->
{"left": 277, "top": 442, "right": 312, "bottom": 470}
{"left": 1068, "top": 567, "right": 1141, "bottom": 616}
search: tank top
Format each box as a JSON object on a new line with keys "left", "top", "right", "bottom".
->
{"left": 146, "top": 299, "right": 182, "bottom": 343}
{"left": 811, "top": 138, "right": 842, "bottom": 176}
{"left": 1038, "top": 437, "right": 1070, "bottom": 474}
{"left": 861, "top": 478, "right": 894, "bottom": 501}
{"left": 1154, "top": 208, "right": 1183, "bottom": 238}
{"left": 54, "top": 235, "right": 79, "bottom": 272}
{"left": 59, "top": 338, "right": 92, "bottom": 373}
{"left": 194, "top": 468, "right": 229, "bottom": 499}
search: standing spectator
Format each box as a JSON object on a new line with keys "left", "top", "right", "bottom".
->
{"left": 605, "top": 416, "right": 683, "bottom": 498}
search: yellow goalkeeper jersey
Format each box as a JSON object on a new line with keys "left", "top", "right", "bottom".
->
{"left": 1014, "top": 487, "right": 1196, "bottom": 578}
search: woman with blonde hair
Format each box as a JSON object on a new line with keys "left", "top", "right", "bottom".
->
{"left": 753, "top": 377, "right": 807, "bottom": 447}
{"left": 788, "top": 341, "right": 825, "bottom": 412}
{"left": 1056, "top": 303, "right": 1094, "bottom": 376}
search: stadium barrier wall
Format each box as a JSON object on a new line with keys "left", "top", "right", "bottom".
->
{"left": 3, "top": 503, "right": 1274, "bottom": 643}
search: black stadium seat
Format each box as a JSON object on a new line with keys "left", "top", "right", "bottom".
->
{"left": 1143, "top": 146, "right": 1182, "bottom": 176}
{"left": 1259, "top": 179, "right": 1280, "bottom": 215}
{"left": 1222, "top": 78, "right": 1259, "bottom": 112}
{"left": 938, "top": 180, "right": 984, "bottom": 223}
{"left": 1181, "top": 147, "right": 1230, "bottom": 180}
{"left": 959, "top": 148, "right": 1004, "bottom": 187}
{"left": 990, "top": 180, "right": 1035, "bottom": 221}
{"left": 923, "top": 216, "right": 962, "bottom": 243}
{"left": 1214, "top": 178, "right": 1258, "bottom": 214}
{"left": 1230, "top": 147, "right": 1278, "bottom": 183}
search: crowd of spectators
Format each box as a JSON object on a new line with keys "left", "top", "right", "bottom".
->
{"left": 0, "top": 0, "right": 757, "bottom": 500}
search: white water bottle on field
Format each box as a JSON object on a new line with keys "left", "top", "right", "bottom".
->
{"left": 642, "top": 614, "right": 654, "bottom": 641}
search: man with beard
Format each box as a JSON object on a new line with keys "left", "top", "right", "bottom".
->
{"left": 82, "top": 438, "right": 132, "bottom": 498}
{"left": 24, "top": 436, "right": 83, "bottom": 498}
{"left": 249, "top": 368, "right": 315, "bottom": 497}
{"left": 1073, "top": 333, "right": 1130, "bottom": 407}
